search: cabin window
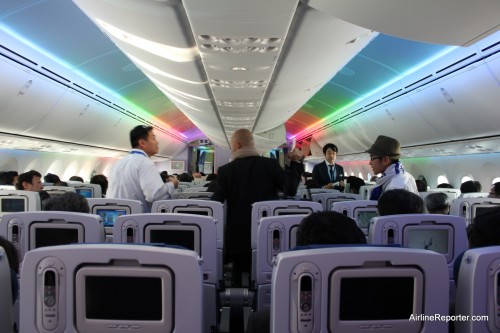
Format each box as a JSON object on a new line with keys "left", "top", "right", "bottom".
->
{"left": 358, "top": 172, "right": 363, "bottom": 180}
{"left": 492, "top": 177, "right": 500, "bottom": 184}
{"left": 461, "top": 176, "right": 473, "bottom": 183}
{"left": 437, "top": 175, "right": 449, "bottom": 186}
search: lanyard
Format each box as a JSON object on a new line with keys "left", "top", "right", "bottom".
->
{"left": 130, "top": 150, "right": 147, "bottom": 157}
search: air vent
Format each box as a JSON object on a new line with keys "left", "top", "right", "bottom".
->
{"left": 198, "top": 35, "right": 282, "bottom": 44}
{"left": 200, "top": 44, "right": 278, "bottom": 53}
{"left": 41, "top": 67, "right": 70, "bottom": 82}
{"left": 436, "top": 54, "right": 476, "bottom": 74}
{"left": 95, "top": 95, "right": 111, "bottom": 104}
{"left": 404, "top": 75, "right": 433, "bottom": 89}
{"left": 210, "top": 79, "right": 267, "bottom": 88}
{"left": 381, "top": 89, "right": 402, "bottom": 100}
{"left": 72, "top": 83, "right": 93, "bottom": 94}
{"left": 216, "top": 101, "right": 261, "bottom": 107}
{"left": 0, "top": 44, "right": 37, "bottom": 65}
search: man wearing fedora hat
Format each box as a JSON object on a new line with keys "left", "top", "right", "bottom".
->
{"left": 365, "top": 135, "right": 418, "bottom": 200}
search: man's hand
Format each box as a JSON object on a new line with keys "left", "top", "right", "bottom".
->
{"left": 167, "top": 176, "right": 179, "bottom": 188}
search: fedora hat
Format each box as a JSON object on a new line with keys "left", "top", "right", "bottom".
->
{"left": 366, "top": 135, "right": 401, "bottom": 159}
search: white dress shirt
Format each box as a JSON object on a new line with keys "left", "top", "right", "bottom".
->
{"left": 107, "top": 149, "right": 175, "bottom": 212}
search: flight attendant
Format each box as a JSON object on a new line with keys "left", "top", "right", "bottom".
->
{"left": 312, "top": 143, "right": 344, "bottom": 190}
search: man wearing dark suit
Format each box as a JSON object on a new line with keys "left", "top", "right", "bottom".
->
{"left": 211, "top": 129, "right": 304, "bottom": 285}
{"left": 312, "top": 143, "right": 345, "bottom": 189}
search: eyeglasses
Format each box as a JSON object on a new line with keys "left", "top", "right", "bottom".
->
{"left": 370, "top": 156, "right": 382, "bottom": 161}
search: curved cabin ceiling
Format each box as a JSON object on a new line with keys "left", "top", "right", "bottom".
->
{"left": 0, "top": 0, "right": 498, "bottom": 156}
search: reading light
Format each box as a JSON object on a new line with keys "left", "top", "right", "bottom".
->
{"left": 232, "top": 66, "right": 247, "bottom": 71}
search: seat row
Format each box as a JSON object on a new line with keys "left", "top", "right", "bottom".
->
{"left": 2, "top": 242, "right": 498, "bottom": 332}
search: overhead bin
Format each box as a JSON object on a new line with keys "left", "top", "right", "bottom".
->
{"left": 0, "top": 58, "right": 66, "bottom": 133}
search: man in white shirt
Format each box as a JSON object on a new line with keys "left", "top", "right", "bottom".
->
{"left": 366, "top": 135, "right": 418, "bottom": 200}
{"left": 107, "top": 125, "right": 178, "bottom": 212}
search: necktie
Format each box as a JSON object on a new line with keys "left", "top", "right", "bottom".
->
{"left": 329, "top": 164, "right": 335, "bottom": 182}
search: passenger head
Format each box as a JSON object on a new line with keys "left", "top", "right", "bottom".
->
{"left": 346, "top": 176, "right": 365, "bottom": 194}
{"left": 437, "top": 183, "right": 454, "bottom": 189}
{"left": 460, "top": 180, "right": 479, "bottom": 194}
{"left": 377, "top": 189, "right": 425, "bottom": 216}
{"left": 42, "top": 192, "right": 90, "bottom": 213}
{"left": 467, "top": 207, "right": 500, "bottom": 248}
{"left": 16, "top": 170, "right": 43, "bottom": 192}
{"left": 425, "top": 192, "right": 451, "bottom": 214}
{"left": 178, "top": 173, "right": 193, "bottom": 182}
{"left": 130, "top": 125, "right": 158, "bottom": 157}
{"left": 90, "top": 174, "right": 108, "bottom": 195}
{"left": 230, "top": 129, "right": 255, "bottom": 153}
{"left": 366, "top": 135, "right": 401, "bottom": 175}
{"left": 159, "top": 171, "right": 169, "bottom": 183}
{"left": 322, "top": 143, "right": 338, "bottom": 164}
{"left": 415, "top": 179, "right": 428, "bottom": 192}
{"left": 0, "top": 171, "right": 18, "bottom": 186}
{"left": 296, "top": 211, "right": 366, "bottom": 246}
{"left": 206, "top": 173, "right": 217, "bottom": 182}
{"left": 473, "top": 181, "right": 482, "bottom": 192}
{"left": 69, "top": 175, "right": 84, "bottom": 182}
{"left": 488, "top": 182, "right": 500, "bottom": 198}
{"left": 44, "top": 173, "right": 60, "bottom": 184}
{"left": 192, "top": 172, "right": 202, "bottom": 179}
{"left": 304, "top": 178, "right": 322, "bottom": 189}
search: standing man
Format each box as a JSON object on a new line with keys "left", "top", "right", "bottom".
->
{"left": 366, "top": 135, "right": 418, "bottom": 200}
{"left": 312, "top": 143, "right": 344, "bottom": 189}
{"left": 211, "top": 129, "right": 304, "bottom": 284}
{"left": 107, "top": 125, "right": 178, "bottom": 212}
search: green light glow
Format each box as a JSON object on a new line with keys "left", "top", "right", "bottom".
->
{"left": 0, "top": 24, "right": 186, "bottom": 138}
{"left": 291, "top": 45, "right": 457, "bottom": 140}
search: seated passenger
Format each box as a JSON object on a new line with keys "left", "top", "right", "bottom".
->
{"left": 460, "top": 180, "right": 479, "bottom": 194}
{"left": 178, "top": 172, "right": 193, "bottom": 182}
{"left": 424, "top": 192, "right": 451, "bottom": 214}
{"left": 42, "top": 191, "right": 90, "bottom": 213}
{"left": 43, "top": 173, "right": 61, "bottom": 184}
{"left": 454, "top": 207, "right": 500, "bottom": 285}
{"left": 437, "top": 182, "right": 454, "bottom": 188}
{"left": 474, "top": 180, "right": 482, "bottom": 192}
{"left": 246, "top": 211, "right": 366, "bottom": 333}
{"left": 304, "top": 178, "right": 322, "bottom": 189}
{"left": 415, "top": 179, "right": 428, "bottom": 192}
{"left": 345, "top": 176, "right": 365, "bottom": 194}
{"left": 204, "top": 173, "right": 217, "bottom": 192}
{"left": 0, "top": 171, "right": 18, "bottom": 186}
{"left": 488, "top": 182, "right": 500, "bottom": 198}
{"left": 16, "top": 170, "right": 50, "bottom": 202}
{"left": 377, "top": 189, "right": 425, "bottom": 216}
{"left": 69, "top": 175, "right": 84, "bottom": 182}
{"left": 159, "top": 171, "right": 169, "bottom": 183}
{"left": 90, "top": 174, "right": 108, "bottom": 197}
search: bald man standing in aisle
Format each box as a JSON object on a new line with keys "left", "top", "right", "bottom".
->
{"left": 211, "top": 129, "right": 304, "bottom": 285}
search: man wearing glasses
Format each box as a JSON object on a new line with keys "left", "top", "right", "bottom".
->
{"left": 366, "top": 135, "right": 418, "bottom": 200}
